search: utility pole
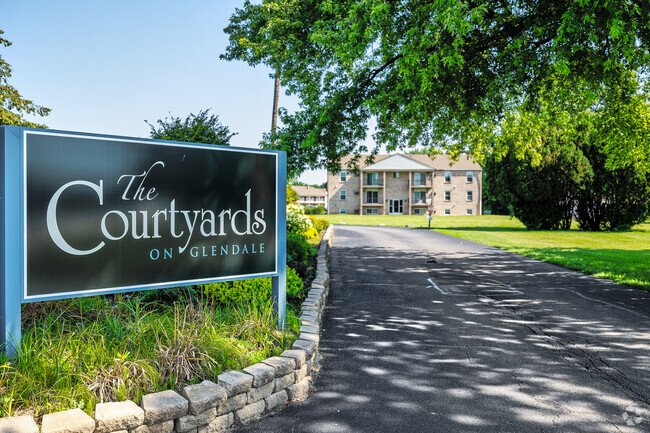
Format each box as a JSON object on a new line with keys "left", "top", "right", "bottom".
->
{"left": 271, "top": 70, "right": 280, "bottom": 136}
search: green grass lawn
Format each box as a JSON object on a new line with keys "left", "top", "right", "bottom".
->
{"left": 322, "top": 214, "right": 650, "bottom": 290}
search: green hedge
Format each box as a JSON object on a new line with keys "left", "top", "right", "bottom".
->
{"left": 204, "top": 266, "right": 303, "bottom": 305}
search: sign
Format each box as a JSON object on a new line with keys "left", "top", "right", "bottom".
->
{"left": 427, "top": 205, "right": 433, "bottom": 213}
{"left": 1, "top": 127, "right": 287, "bottom": 355}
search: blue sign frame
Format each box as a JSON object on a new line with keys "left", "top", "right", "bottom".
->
{"left": 0, "top": 126, "right": 287, "bottom": 356}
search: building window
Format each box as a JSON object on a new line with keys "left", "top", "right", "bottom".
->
{"left": 339, "top": 208, "right": 346, "bottom": 214}
{"left": 300, "top": 196, "right": 307, "bottom": 202}
{"left": 366, "top": 190, "right": 378, "bottom": 204}
{"left": 311, "top": 197, "right": 317, "bottom": 202}
{"left": 413, "top": 208, "right": 424, "bottom": 215}
{"left": 340, "top": 171, "right": 347, "bottom": 182}
{"left": 394, "top": 172, "right": 400, "bottom": 178}
{"left": 466, "top": 190, "right": 473, "bottom": 201}
{"left": 340, "top": 190, "right": 347, "bottom": 200}
{"left": 365, "top": 172, "right": 379, "bottom": 186}
{"left": 444, "top": 209, "right": 451, "bottom": 215}
{"left": 444, "top": 171, "right": 451, "bottom": 183}
{"left": 444, "top": 190, "right": 451, "bottom": 201}
{"left": 414, "top": 190, "right": 427, "bottom": 204}
{"left": 413, "top": 172, "right": 426, "bottom": 186}
{"left": 365, "top": 208, "right": 378, "bottom": 215}
{"left": 467, "top": 209, "right": 473, "bottom": 215}
{"left": 466, "top": 171, "right": 473, "bottom": 183}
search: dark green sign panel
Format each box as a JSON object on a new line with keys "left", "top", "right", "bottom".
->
{"left": 24, "top": 131, "right": 278, "bottom": 300}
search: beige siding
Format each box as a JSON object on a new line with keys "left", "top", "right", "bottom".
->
{"left": 328, "top": 171, "right": 361, "bottom": 214}
{"left": 432, "top": 170, "right": 482, "bottom": 216}
{"left": 327, "top": 155, "right": 482, "bottom": 216}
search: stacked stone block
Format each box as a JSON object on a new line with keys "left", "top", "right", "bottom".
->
{"left": 0, "top": 225, "right": 333, "bottom": 432}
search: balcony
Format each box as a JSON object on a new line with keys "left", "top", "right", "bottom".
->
{"left": 412, "top": 179, "right": 432, "bottom": 187}
{"left": 363, "top": 197, "right": 382, "bottom": 205}
{"left": 363, "top": 178, "right": 384, "bottom": 186}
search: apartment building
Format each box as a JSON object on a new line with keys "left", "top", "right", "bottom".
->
{"left": 327, "top": 154, "right": 482, "bottom": 216}
{"left": 293, "top": 185, "right": 327, "bottom": 209}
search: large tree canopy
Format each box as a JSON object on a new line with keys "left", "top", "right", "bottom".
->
{"left": 223, "top": 0, "right": 650, "bottom": 176}
{"left": 1, "top": 30, "right": 50, "bottom": 127}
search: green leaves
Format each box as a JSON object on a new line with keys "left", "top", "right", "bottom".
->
{"left": 0, "top": 30, "right": 51, "bottom": 128}
{"left": 146, "top": 109, "right": 236, "bottom": 146}
{"left": 223, "top": 1, "right": 650, "bottom": 176}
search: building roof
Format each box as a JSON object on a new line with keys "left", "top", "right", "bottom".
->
{"left": 292, "top": 185, "right": 326, "bottom": 196}
{"left": 362, "top": 154, "right": 432, "bottom": 171}
{"left": 333, "top": 153, "right": 481, "bottom": 172}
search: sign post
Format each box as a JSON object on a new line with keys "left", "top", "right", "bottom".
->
{"left": 272, "top": 152, "right": 287, "bottom": 329}
{"left": 0, "top": 126, "right": 286, "bottom": 356}
{"left": 427, "top": 198, "right": 433, "bottom": 229}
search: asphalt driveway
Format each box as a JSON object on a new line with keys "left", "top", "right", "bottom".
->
{"left": 238, "top": 226, "right": 650, "bottom": 432}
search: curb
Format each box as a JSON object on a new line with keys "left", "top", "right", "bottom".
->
{"left": 0, "top": 225, "right": 333, "bottom": 433}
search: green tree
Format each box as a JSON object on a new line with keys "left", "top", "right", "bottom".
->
{"left": 223, "top": 1, "right": 650, "bottom": 176}
{"left": 489, "top": 135, "right": 591, "bottom": 230}
{"left": 487, "top": 72, "right": 650, "bottom": 231}
{"left": 0, "top": 31, "right": 50, "bottom": 127}
{"left": 146, "top": 110, "right": 236, "bottom": 146}
{"left": 286, "top": 185, "right": 299, "bottom": 204}
{"left": 576, "top": 144, "right": 650, "bottom": 231}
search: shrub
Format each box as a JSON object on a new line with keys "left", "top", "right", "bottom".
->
{"left": 204, "top": 278, "right": 271, "bottom": 306}
{"left": 203, "top": 266, "right": 304, "bottom": 305}
{"left": 308, "top": 215, "right": 330, "bottom": 233}
{"left": 287, "top": 231, "right": 315, "bottom": 264}
{"left": 286, "top": 266, "right": 303, "bottom": 298}
{"left": 287, "top": 204, "right": 313, "bottom": 235}
{"left": 303, "top": 226, "right": 319, "bottom": 240}
{"left": 304, "top": 206, "right": 325, "bottom": 215}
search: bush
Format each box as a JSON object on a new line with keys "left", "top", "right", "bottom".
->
{"left": 303, "top": 226, "right": 319, "bottom": 240}
{"left": 308, "top": 215, "right": 330, "bottom": 233}
{"left": 204, "top": 278, "right": 271, "bottom": 306}
{"left": 304, "top": 206, "right": 326, "bottom": 215}
{"left": 287, "top": 231, "right": 315, "bottom": 264}
{"left": 286, "top": 266, "right": 303, "bottom": 298}
{"left": 287, "top": 204, "right": 313, "bottom": 235}
{"left": 203, "top": 266, "right": 304, "bottom": 305}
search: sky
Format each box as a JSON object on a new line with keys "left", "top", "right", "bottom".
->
{"left": 2, "top": 0, "right": 327, "bottom": 184}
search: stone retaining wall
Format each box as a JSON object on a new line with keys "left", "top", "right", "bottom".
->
{"left": 0, "top": 226, "right": 333, "bottom": 433}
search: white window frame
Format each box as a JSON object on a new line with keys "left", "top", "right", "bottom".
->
{"left": 365, "top": 208, "right": 378, "bottom": 215}
{"left": 366, "top": 172, "right": 379, "bottom": 185}
{"left": 466, "top": 209, "right": 473, "bottom": 215}
{"left": 340, "top": 190, "right": 347, "bottom": 200}
{"left": 339, "top": 208, "right": 347, "bottom": 214}
{"left": 444, "top": 171, "right": 451, "bottom": 183}
{"left": 444, "top": 190, "right": 451, "bottom": 201}
{"left": 414, "top": 190, "right": 426, "bottom": 204}
{"left": 413, "top": 208, "right": 424, "bottom": 215}
{"left": 340, "top": 171, "right": 347, "bottom": 182}
{"left": 466, "top": 171, "right": 473, "bottom": 183}
{"left": 466, "top": 190, "right": 473, "bottom": 201}
{"left": 414, "top": 172, "right": 426, "bottom": 185}
{"left": 444, "top": 209, "right": 451, "bottom": 215}
{"left": 394, "top": 172, "right": 400, "bottom": 178}
{"left": 366, "top": 190, "right": 379, "bottom": 204}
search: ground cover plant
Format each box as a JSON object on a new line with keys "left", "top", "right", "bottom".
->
{"left": 323, "top": 215, "right": 650, "bottom": 290}
{"left": 0, "top": 291, "right": 297, "bottom": 420}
